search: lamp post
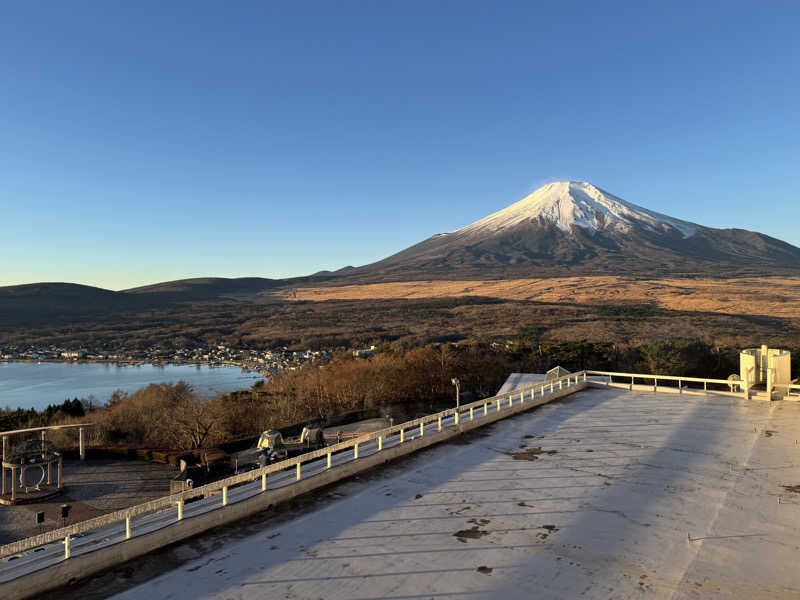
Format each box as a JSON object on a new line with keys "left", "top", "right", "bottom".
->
{"left": 451, "top": 377, "right": 460, "bottom": 409}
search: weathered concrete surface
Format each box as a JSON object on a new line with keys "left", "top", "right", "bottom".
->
{"left": 100, "top": 388, "right": 800, "bottom": 599}
{"left": 2, "top": 384, "right": 585, "bottom": 599}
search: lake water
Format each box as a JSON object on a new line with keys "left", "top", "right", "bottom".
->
{"left": 0, "top": 362, "right": 266, "bottom": 412}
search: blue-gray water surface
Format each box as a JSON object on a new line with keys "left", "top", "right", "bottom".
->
{"left": 0, "top": 362, "right": 266, "bottom": 411}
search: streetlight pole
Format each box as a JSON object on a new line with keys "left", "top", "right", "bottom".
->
{"left": 451, "top": 377, "right": 460, "bottom": 409}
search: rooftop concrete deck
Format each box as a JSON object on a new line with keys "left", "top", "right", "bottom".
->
{"left": 97, "top": 386, "right": 800, "bottom": 599}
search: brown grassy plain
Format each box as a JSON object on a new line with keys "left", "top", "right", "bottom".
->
{"left": 277, "top": 276, "right": 800, "bottom": 320}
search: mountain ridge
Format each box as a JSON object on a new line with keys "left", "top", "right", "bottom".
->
{"left": 2, "top": 181, "right": 799, "bottom": 306}
{"left": 342, "top": 181, "right": 800, "bottom": 281}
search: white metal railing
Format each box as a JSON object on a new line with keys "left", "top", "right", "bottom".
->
{"left": 585, "top": 369, "right": 749, "bottom": 398}
{"left": 773, "top": 383, "right": 800, "bottom": 398}
{"left": 0, "top": 370, "right": 588, "bottom": 562}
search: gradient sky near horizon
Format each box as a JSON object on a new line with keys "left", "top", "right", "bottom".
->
{"left": 2, "top": 1, "right": 799, "bottom": 290}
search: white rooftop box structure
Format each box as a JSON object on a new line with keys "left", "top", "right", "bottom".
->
{"left": 740, "top": 344, "right": 791, "bottom": 400}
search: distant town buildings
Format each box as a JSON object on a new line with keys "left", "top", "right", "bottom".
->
{"left": 0, "top": 343, "right": 334, "bottom": 376}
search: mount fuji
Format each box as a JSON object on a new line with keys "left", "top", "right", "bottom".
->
{"left": 345, "top": 181, "right": 800, "bottom": 280}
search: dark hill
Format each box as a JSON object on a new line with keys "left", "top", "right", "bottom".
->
{"left": 0, "top": 283, "right": 168, "bottom": 328}
{"left": 125, "top": 277, "right": 281, "bottom": 299}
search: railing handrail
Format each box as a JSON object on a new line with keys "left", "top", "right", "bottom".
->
{"left": 0, "top": 423, "right": 93, "bottom": 436}
{"left": 585, "top": 369, "right": 747, "bottom": 388}
{"left": 0, "top": 370, "right": 587, "bottom": 559}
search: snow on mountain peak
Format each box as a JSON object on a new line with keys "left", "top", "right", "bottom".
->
{"left": 455, "top": 181, "right": 698, "bottom": 239}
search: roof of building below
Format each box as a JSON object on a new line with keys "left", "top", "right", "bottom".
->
{"left": 496, "top": 372, "right": 547, "bottom": 394}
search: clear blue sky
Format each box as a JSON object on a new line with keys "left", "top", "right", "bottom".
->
{"left": 2, "top": 1, "right": 798, "bottom": 290}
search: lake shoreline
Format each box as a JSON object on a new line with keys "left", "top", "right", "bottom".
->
{"left": 0, "top": 362, "right": 266, "bottom": 412}
{"left": 0, "top": 358, "right": 266, "bottom": 374}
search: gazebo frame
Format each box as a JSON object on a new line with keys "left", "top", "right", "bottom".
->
{"left": 0, "top": 424, "right": 91, "bottom": 502}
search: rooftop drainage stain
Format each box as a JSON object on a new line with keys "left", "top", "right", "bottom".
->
{"left": 454, "top": 526, "right": 490, "bottom": 543}
{"left": 511, "top": 447, "right": 558, "bottom": 461}
{"left": 536, "top": 524, "right": 560, "bottom": 540}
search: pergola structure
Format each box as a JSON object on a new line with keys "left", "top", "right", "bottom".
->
{"left": 0, "top": 424, "right": 91, "bottom": 504}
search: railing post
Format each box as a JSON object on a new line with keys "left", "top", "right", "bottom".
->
{"left": 654, "top": 378, "right": 658, "bottom": 393}
{"left": 222, "top": 486, "right": 228, "bottom": 506}
{"left": 508, "top": 396, "right": 512, "bottom": 408}
{"left": 378, "top": 436, "right": 383, "bottom": 450}
{"left": 327, "top": 452, "right": 332, "bottom": 469}
{"left": 484, "top": 402, "right": 488, "bottom": 416}
{"left": 520, "top": 391, "right": 524, "bottom": 404}
{"left": 679, "top": 379, "right": 683, "bottom": 394}
{"left": 583, "top": 372, "right": 587, "bottom": 382}
{"left": 125, "top": 516, "right": 131, "bottom": 539}
{"left": 400, "top": 428, "right": 404, "bottom": 443}
{"left": 296, "top": 463, "right": 301, "bottom": 481}
{"left": 630, "top": 376, "right": 634, "bottom": 391}
{"left": 420, "top": 423, "right": 424, "bottom": 437}
{"left": 262, "top": 471, "right": 267, "bottom": 490}
{"left": 550, "top": 383, "right": 554, "bottom": 393}
{"left": 437, "top": 416, "right": 442, "bottom": 431}
{"left": 354, "top": 443, "right": 359, "bottom": 459}
{"left": 79, "top": 427, "right": 85, "bottom": 461}
{"left": 497, "top": 398, "right": 501, "bottom": 412}
{"left": 454, "top": 411, "right": 460, "bottom": 425}
{"left": 177, "top": 500, "right": 183, "bottom": 521}
{"left": 470, "top": 407, "right": 474, "bottom": 420}
{"left": 64, "top": 535, "right": 70, "bottom": 560}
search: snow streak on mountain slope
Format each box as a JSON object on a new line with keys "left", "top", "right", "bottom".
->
{"left": 455, "top": 181, "right": 698, "bottom": 239}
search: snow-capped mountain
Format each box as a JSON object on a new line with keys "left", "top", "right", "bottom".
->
{"left": 455, "top": 181, "right": 698, "bottom": 239}
{"left": 347, "top": 181, "right": 800, "bottom": 280}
